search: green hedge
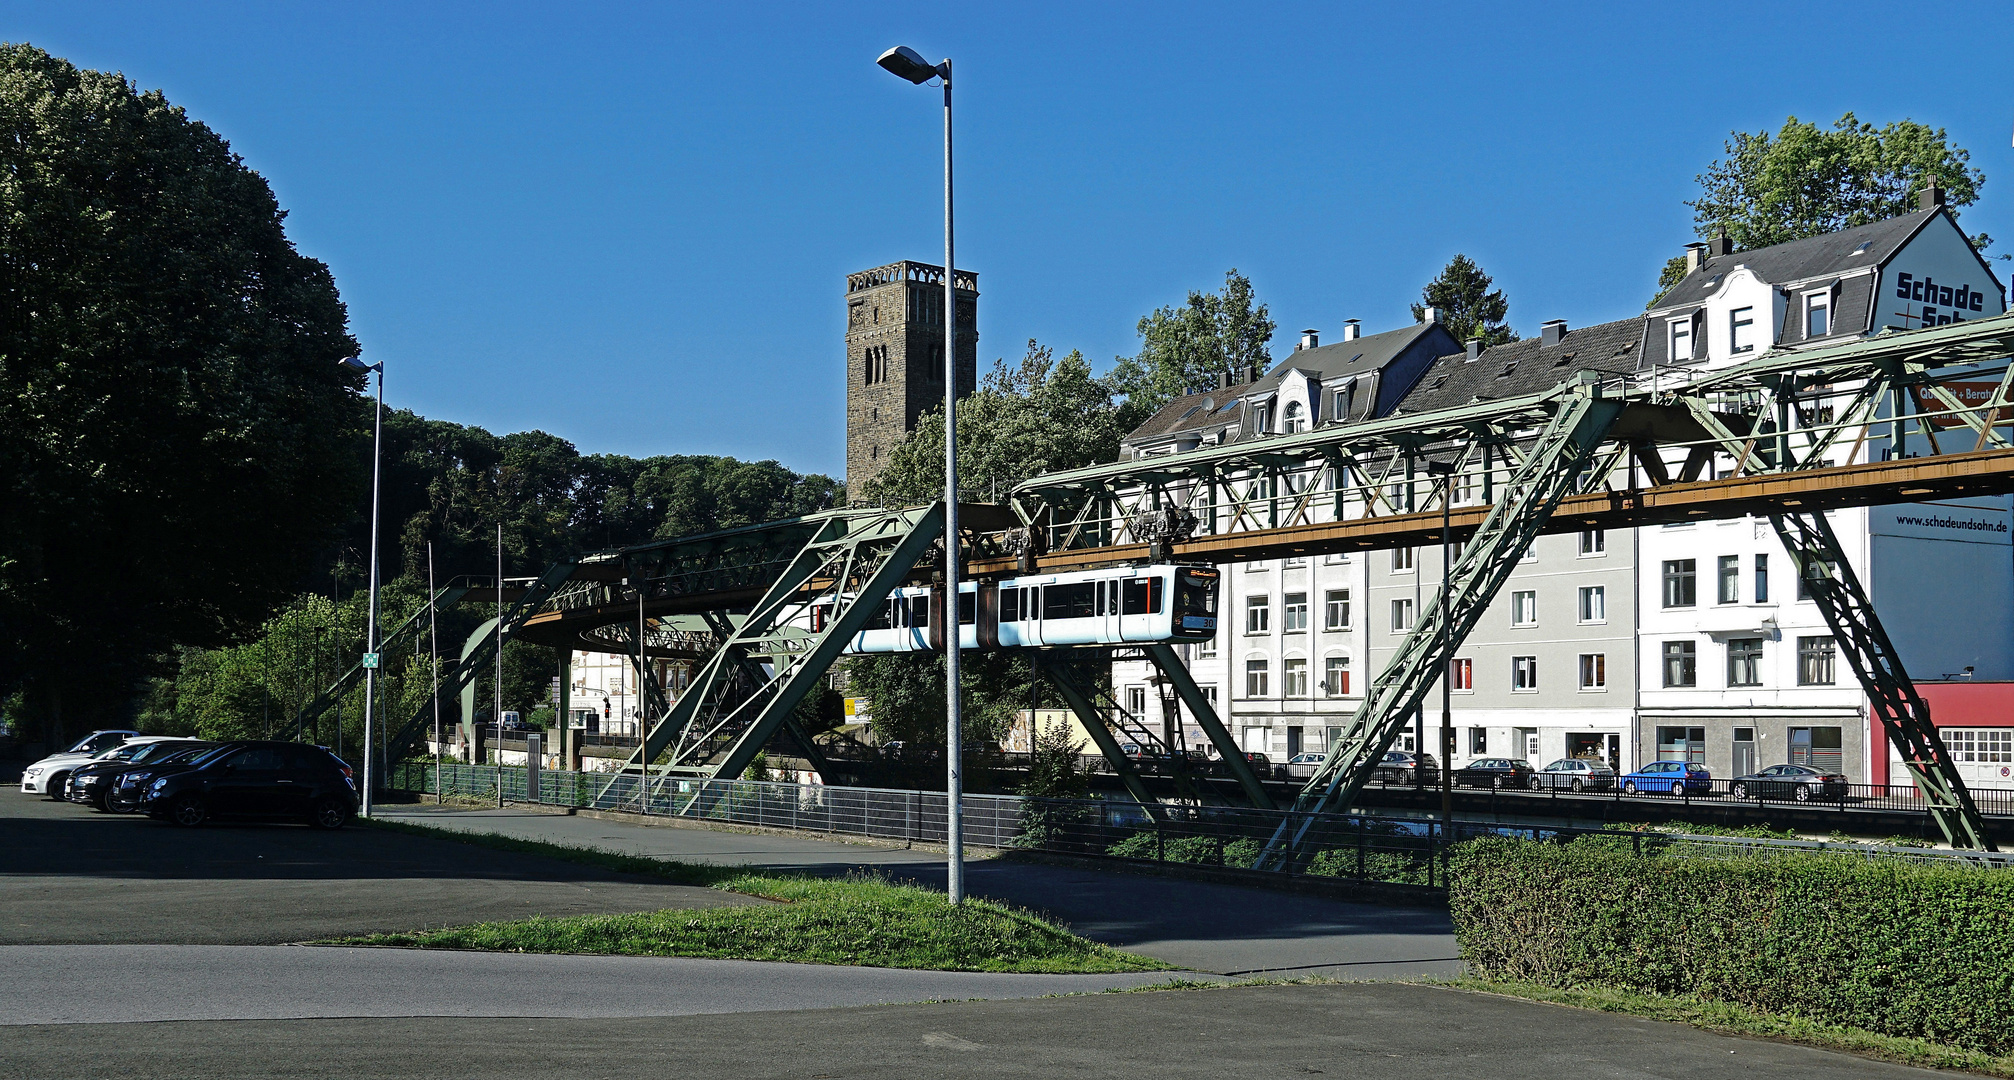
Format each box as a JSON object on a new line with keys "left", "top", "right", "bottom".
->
{"left": 1449, "top": 837, "right": 2014, "bottom": 1054}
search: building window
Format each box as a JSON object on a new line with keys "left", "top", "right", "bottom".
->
{"left": 1468, "top": 727, "right": 1488, "bottom": 755}
{"left": 1806, "top": 292, "right": 1829, "bottom": 337}
{"left": 1448, "top": 657, "right": 1473, "bottom": 691}
{"left": 1391, "top": 598, "right": 1415, "bottom": 631}
{"left": 1578, "top": 653, "right": 1606, "bottom": 690}
{"left": 1662, "top": 640, "right": 1697, "bottom": 687}
{"left": 1788, "top": 726, "right": 1843, "bottom": 772}
{"left": 1754, "top": 553, "right": 1769, "bottom": 603}
{"left": 1244, "top": 659, "right": 1269, "bottom": 698}
{"left": 1797, "top": 636, "right": 1837, "bottom": 685}
{"left": 1718, "top": 555, "right": 1740, "bottom": 604}
{"left": 1510, "top": 590, "right": 1537, "bottom": 627}
{"left": 1577, "top": 586, "right": 1606, "bottom": 623}
{"left": 1246, "top": 595, "right": 1270, "bottom": 634}
{"left": 1282, "top": 592, "right": 1309, "bottom": 632}
{"left": 1125, "top": 686, "right": 1147, "bottom": 717}
{"left": 1727, "top": 637, "right": 1764, "bottom": 687}
{"left": 1196, "top": 632, "right": 1217, "bottom": 658}
{"left": 1282, "top": 401, "right": 1306, "bottom": 433}
{"left": 1730, "top": 306, "right": 1756, "bottom": 353}
{"left": 1393, "top": 546, "right": 1415, "bottom": 572}
{"left": 1323, "top": 656, "right": 1350, "bottom": 697}
{"left": 1948, "top": 729, "right": 2014, "bottom": 764}
{"left": 1658, "top": 725, "right": 1707, "bottom": 764}
{"left": 1283, "top": 657, "right": 1308, "bottom": 697}
{"left": 1324, "top": 589, "right": 1351, "bottom": 630}
{"left": 1511, "top": 656, "right": 1538, "bottom": 692}
{"left": 1663, "top": 559, "right": 1697, "bottom": 608}
{"left": 1797, "top": 558, "right": 1838, "bottom": 601}
{"left": 1670, "top": 318, "right": 1692, "bottom": 360}
{"left": 1332, "top": 386, "right": 1353, "bottom": 420}
{"left": 1578, "top": 528, "right": 1605, "bottom": 555}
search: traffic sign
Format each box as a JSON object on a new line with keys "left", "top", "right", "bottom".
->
{"left": 361, "top": 652, "right": 380, "bottom": 669}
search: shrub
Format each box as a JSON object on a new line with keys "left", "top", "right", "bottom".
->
{"left": 1449, "top": 837, "right": 2014, "bottom": 1054}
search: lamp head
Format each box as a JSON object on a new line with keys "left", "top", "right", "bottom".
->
{"left": 877, "top": 45, "right": 943, "bottom": 85}
{"left": 337, "top": 355, "right": 382, "bottom": 374}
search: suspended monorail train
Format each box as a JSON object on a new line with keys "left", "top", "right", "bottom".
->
{"left": 818, "top": 564, "right": 1219, "bottom": 653}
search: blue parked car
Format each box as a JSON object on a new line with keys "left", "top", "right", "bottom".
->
{"left": 1620, "top": 761, "right": 1712, "bottom": 796}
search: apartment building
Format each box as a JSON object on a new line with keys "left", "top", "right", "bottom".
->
{"left": 1111, "top": 191, "right": 2013, "bottom": 785}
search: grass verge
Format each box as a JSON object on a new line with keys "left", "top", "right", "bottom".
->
{"left": 1442, "top": 977, "right": 2014, "bottom": 1077}
{"left": 348, "top": 816, "right": 1170, "bottom": 974}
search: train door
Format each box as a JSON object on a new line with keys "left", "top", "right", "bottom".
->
{"left": 1097, "top": 577, "right": 1122, "bottom": 642}
{"left": 1119, "top": 572, "right": 1164, "bottom": 642}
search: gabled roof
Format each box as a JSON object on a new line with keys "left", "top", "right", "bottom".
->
{"left": 1648, "top": 208, "right": 1946, "bottom": 311}
{"left": 1124, "top": 389, "right": 1243, "bottom": 445}
{"left": 1392, "top": 317, "right": 1644, "bottom": 415}
{"left": 1245, "top": 322, "right": 1446, "bottom": 394}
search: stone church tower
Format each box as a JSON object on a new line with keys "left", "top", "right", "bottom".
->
{"left": 845, "top": 261, "right": 978, "bottom": 502}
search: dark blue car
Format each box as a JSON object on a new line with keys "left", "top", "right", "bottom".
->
{"left": 1620, "top": 760, "right": 1712, "bottom": 796}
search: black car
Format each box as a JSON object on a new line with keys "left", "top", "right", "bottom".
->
{"left": 67, "top": 740, "right": 210, "bottom": 811}
{"left": 1453, "top": 757, "right": 1534, "bottom": 790}
{"left": 1729, "top": 764, "right": 1849, "bottom": 802}
{"left": 101, "top": 743, "right": 221, "bottom": 813}
{"left": 139, "top": 741, "right": 358, "bottom": 828}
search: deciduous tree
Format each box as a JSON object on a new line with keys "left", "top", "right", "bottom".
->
{"left": 1106, "top": 270, "right": 1275, "bottom": 419}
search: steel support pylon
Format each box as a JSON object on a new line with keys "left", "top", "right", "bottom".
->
{"left": 598, "top": 505, "right": 945, "bottom": 808}
{"left": 1257, "top": 380, "right": 1623, "bottom": 870}
{"left": 1769, "top": 511, "right": 1997, "bottom": 851}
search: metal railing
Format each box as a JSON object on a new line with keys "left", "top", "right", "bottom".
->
{"left": 386, "top": 765, "right": 2011, "bottom": 888}
{"left": 1414, "top": 772, "right": 2014, "bottom": 818}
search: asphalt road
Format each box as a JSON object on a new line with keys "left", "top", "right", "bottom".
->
{"left": 380, "top": 805, "right": 1462, "bottom": 979}
{"left": 0, "top": 945, "right": 1178, "bottom": 1024}
{"left": 2, "top": 981, "right": 1947, "bottom": 1080}
{"left": 0, "top": 794, "right": 757, "bottom": 945}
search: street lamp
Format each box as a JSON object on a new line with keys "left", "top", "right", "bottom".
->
{"left": 1424, "top": 461, "right": 1456, "bottom": 836}
{"left": 338, "top": 354, "right": 385, "bottom": 817}
{"left": 877, "top": 43, "right": 965, "bottom": 906}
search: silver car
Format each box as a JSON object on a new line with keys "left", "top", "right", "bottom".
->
{"left": 1530, "top": 758, "right": 1616, "bottom": 792}
{"left": 1283, "top": 752, "right": 1326, "bottom": 780}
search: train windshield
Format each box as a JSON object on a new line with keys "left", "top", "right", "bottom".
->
{"left": 1174, "top": 569, "right": 1218, "bottom": 616}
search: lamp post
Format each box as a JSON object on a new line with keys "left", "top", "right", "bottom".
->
{"left": 338, "top": 355, "right": 384, "bottom": 817}
{"left": 877, "top": 43, "right": 963, "bottom": 905}
{"left": 1425, "top": 461, "right": 1456, "bottom": 836}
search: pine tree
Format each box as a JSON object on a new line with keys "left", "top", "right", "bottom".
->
{"left": 1411, "top": 255, "right": 1515, "bottom": 347}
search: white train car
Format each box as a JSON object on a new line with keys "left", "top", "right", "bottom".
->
{"left": 830, "top": 564, "right": 1218, "bottom": 654}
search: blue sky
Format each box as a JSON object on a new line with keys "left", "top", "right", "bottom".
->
{"left": 11, "top": 2, "right": 2012, "bottom": 479}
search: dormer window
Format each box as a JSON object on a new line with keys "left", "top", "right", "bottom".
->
{"left": 1282, "top": 401, "right": 1306, "bottom": 433}
{"left": 1805, "top": 291, "right": 1830, "bottom": 337}
{"left": 1331, "top": 385, "right": 1354, "bottom": 421}
{"left": 1730, "top": 306, "right": 1756, "bottom": 354}
{"left": 1669, "top": 318, "right": 1692, "bottom": 361}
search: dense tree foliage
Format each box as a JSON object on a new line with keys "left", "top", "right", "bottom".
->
{"left": 0, "top": 44, "right": 363, "bottom": 741}
{"left": 1410, "top": 254, "right": 1515, "bottom": 347}
{"left": 1655, "top": 113, "right": 1988, "bottom": 296}
{"left": 1105, "top": 269, "right": 1275, "bottom": 420}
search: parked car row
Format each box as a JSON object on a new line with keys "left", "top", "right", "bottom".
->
{"left": 20, "top": 731, "right": 359, "bottom": 828}
{"left": 1441, "top": 755, "right": 1848, "bottom": 801}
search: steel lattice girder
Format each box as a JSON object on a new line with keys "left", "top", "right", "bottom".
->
{"left": 596, "top": 504, "right": 946, "bottom": 798}
{"left": 1254, "top": 384, "right": 1625, "bottom": 870}
{"left": 383, "top": 560, "right": 579, "bottom": 763}
{"left": 1769, "top": 511, "right": 1996, "bottom": 851}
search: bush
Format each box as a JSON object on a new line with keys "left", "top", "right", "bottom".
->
{"left": 1102, "top": 831, "right": 1262, "bottom": 868}
{"left": 1449, "top": 837, "right": 2014, "bottom": 1054}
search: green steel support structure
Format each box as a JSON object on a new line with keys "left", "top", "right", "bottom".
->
{"left": 287, "top": 582, "right": 472, "bottom": 743}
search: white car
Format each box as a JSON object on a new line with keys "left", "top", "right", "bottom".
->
{"left": 1283, "top": 752, "right": 1327, "bottom": 780}
{"left": 20, "top": 730, "right": 140, "bottom": 797}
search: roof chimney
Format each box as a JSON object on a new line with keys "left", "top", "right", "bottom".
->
{"left": 1708, "top": 232, "right": 1733, "bottom": 258}
{"left": 1421, "top": 306, "right": 1440, "bottom": 325}
{"left": 1919, "top": 177, "right": 1945, "bottom": 210}
{"left": 1216, "top": 371, "right": 1232, "bottom": 390}
{"left": 1465, "top": 338, "right": 1484, "bottom": 361}
{"left": 1246, "top": 364, "right": 1264, "bottom": 384}
{"left": 1300, "top": 329, "right": 1320, "bottom": 351}
{"left": 1342, "top": 319, "right": 1361, "bottom": 341}
{"left": 1684, "top": 242, "right": 1709, "bottom": 275}
{"left": 1541, "top": 319, "right": 1567, "bottom": 348}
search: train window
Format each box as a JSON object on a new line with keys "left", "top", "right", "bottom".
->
{"left": 1122, "top": 578, "right": 1164, "bottom": 615}
{"left": 1045, "top": 582, "right": 1096, "bottom": 619}
{"left": 865, "top": 599, "right": 894, "bottom": 631}
{"left": 909, "top": 595, "right": 930, "bottom": 628}
{"left": 1175, "top": 575, "right": 1217, "bottom": 616}
{"left": 958, "top": 590, "right": 977, "bottom": 625}
{"left": 1001, "top": 588, "right": 1020, "bottom": 623}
